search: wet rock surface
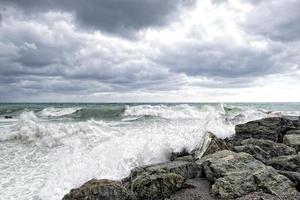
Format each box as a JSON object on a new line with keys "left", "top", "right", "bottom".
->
{"left": 199, "top": 150, "right": 299, "bottom": 199}
{"left": 62, "top": 179, "right": 132, "bottom": 200}
{"left": 283, "top": 134, "right": 300, "bottom": 152}
{"left": 266, "top": 153, "right": 300, "bottom": 172}
{"left": 234, "top": 138, "right": 296, "bottom": 162}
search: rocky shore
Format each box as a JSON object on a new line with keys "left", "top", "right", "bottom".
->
{"left": 62, "top": 116, "right": 300, "bottom": 200}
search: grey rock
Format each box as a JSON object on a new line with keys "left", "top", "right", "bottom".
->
{"left": 198, "top": 150, "right": 299, "bottom": 199}
{"left": 127, "top": 160, "right": 201, "bottom": 181}
{"left": 193, "top": 132, "right": 231, "bottom": 160}
{"left": 130, "top": 170, "right": 185, "bottom": 200}
{"left": 235, "top": 117, "right": 300, "bottom": 143}
{"left": 266, "top": 153, "right": 300, "bottom": 172}
{"left": 211, "top": 172, "right": 257, "bottom": 199}
{"left": 121, "top": 160, "right": 202, "bottom": 200}
{"left": 278, "top": 170, "right": 300, "bottom": 190}
{"left": 234, "top": 138, "right": 296, "bottom": 162}
{"left": 234, "top": 144, "right": 271, "bottom": 162}
{"left": 283, "top": 134, "right": 300, "bottom": 152}
{"left": 62, "top": 179, "right": 132, "bottom": 200}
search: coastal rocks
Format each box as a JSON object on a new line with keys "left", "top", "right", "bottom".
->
{"left": 235, "top": 117, "right": 300, "bottom": 143}
{"left": 127, "top": 160, "right": 201, "bottom": 180}
{"left": 283, "top": 134, "right": 300, "bottom": 152}
{"left": 130, "top": 170, "right": 185, "bottom": 200}
{"left": 235, "top": 117, "right": 282, "bottom": 142}
{"left": 199, "top": 150, "right": 299, "bottom": 199}
{"left": 193, "top": 132, "right": 230, "bottom": 160}
{"left": 234, "top": 138, "right": 296, "bottom": 162}
{"left": 62, "top": 179, "right": 132, "bottom": 200}
{"left": 120, "top": 160, "right": 202, "bottom": 200}
{"left": 234, "top": 145, "right": 270, "bottom": 162}
{"left": 266, "top": 153, "right": 300, "bottom": 172}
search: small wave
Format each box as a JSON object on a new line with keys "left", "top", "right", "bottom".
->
{"left": 39, "top": 107, "right": 81, "bottom": 117}
{"left": 123, "top": 104, "right": 209, "bottom": 119}
{"left": 67, "top": 106, "right": 126, "bottom": 120}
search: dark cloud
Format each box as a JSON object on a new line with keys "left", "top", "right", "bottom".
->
{"left": 1, "top": 0, "right": 193, "bottom": 36}
{"left": 0, "top": 0, "right": 299, "bottom": 101}
{"left": 244, "top": 0, "right": 300, "bottom": 42}
{"left": 156, "top": 40, "right": 285, "bottom": 78}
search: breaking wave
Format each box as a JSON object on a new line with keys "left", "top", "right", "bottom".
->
{"left": 0, "top": 103, "right": 293, "bottom": 200}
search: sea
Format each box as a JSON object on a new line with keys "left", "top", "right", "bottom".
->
{"left": 0, "top": 102, "right": 300, "bottom": 200}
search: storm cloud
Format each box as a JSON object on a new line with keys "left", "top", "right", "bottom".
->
{"left": 0, "top": 0, "right": 299, "bottom": 102}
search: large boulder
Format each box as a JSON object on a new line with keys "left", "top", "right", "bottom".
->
{"left": 122, "top": 160, "right": 202, "bottom": 200}
{"left": 130, "top": 170, "right": 185, "bottom": 200}
{"left": 266, "top": 153, "right": 300, "bottom": 172}
{"left": 62, "top": 179, "right": 132, "bottom": 200}
{"left": 283, "top": 134, "right": 300, "bottom": 152}
{"left": 198, "top": 150, "right": 299, "bottom": 199}
{"left": 193, "top": 132, "right": 231, "bottom": 160}
{"left": 126, "top": 160, "right": 201, "bottom": 181}
{"left": 234, "top": 138, "right": 296, "bottom": 162}
{"left": 235, "top": 117, "right": 300, "bottom": 142}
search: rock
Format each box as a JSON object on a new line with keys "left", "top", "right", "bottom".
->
{"left": 167, "top": 178, "right": 219, "bottom": 200}
{"left": 235, "top": 117, "right": 282, "bottom": 142}
{"left": 127, "top": 160, "right": 201, "bottom": 181}
{"left": 234, "top": 145, "right": 271, "bottom": 162}
{"left": 170, "top": 148, "right": 190, "bottom": 161}
{"left": 121, "top": 160, "right": 202, "bottom": 200}
{"left": 266, "top": 153, "right": 300, "bottom": 172}
{"left": 193, "top": 132, "right": 230, "bottom": 160}
{"left": 286, "top": 130, "right": 300, "bottom": 135}
{"left": 278, "top": 170, "right": 300, "bottom": 190}
{"left": 4, "top": 115, "right": 12, "bottom": 119}
{"left": 235, "top": 192, "right": 280, "bottom": 200}
{"left": 253, "top": 167, "right": 299, "bottom": 199}
{"left": 211, "top": 172, "right": 257, "bottom": 199}
{"left": 130, "top": 170, "right": 185, "bottom": 200}
{"left": 235, "top": 117, "right": 300, "bottom": 143}
{"left": 241, "top": 138, "right": 296, "bottom": 157}
{"left": 283, "top": 134, "right": 300, "bottom": 152}
{"left": 234, "top": 138, "right": 296, "bottom": 162}
{"left": 62, "top": 179, "right": 132, "bottom": 200}
{"left": 198, "top": 150, "right": 299, "bottom": 199}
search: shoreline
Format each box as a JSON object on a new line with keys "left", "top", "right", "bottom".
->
{"left": 63, "top": 116, "right": 300, "bottom": 200}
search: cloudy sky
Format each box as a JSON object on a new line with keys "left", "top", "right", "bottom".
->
{"left": 0, "top": 0, "right": 299, "bottom": 102}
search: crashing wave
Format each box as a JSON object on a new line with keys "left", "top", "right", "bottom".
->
{"left": 39, "top": 107, "right": 81, "bottom": 117}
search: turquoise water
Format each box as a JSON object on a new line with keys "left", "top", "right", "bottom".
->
{"left": 0, "top": 103, "right": 299, "bottom": 200}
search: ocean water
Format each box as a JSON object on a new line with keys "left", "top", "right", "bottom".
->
{"left": 0, "top": 102, "right": 300, "bottom": 200}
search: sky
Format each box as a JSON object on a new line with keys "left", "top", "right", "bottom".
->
{"left": 0, "top": 0, "right": 299, "bottom": 102}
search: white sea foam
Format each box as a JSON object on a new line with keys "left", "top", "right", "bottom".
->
{"left": 39, "top": 107, "right": 80, "bottom": 117}
{"left": 0, "top": 104, "right": 279, "bottom": 200}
